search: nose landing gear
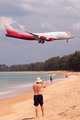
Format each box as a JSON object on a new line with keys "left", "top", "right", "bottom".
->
{"left": 67, "top": 39, "right": 68, "bottom": 43}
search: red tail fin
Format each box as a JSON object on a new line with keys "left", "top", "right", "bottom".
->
{"left": 4, "top": 24, "right": 18, "bottom": 35}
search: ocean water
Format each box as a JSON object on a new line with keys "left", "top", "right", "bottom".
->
{"left": 0, "top": 72, "right": 65, "bottom": 101}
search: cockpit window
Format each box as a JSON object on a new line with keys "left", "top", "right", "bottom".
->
{"left": 66, "top": 31, "right": 72, "bottom": 35}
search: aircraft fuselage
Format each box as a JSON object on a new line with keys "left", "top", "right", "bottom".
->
{"left": 4, "top": 24, "right": 75, "bottom": 43}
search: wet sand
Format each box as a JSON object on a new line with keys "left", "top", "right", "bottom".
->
{"left": 0, "top": 71, "right": 80, "bottom": 120}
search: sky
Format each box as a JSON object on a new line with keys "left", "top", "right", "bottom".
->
{"left": 0, "top": 0, "right": 80, "bottom": 66}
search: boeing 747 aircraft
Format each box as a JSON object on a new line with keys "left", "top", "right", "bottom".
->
{"left": 4, "top": 24, "right": 75, "bottom": 44}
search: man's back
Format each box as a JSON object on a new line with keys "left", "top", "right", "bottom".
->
{"left": 33, "top": 83, "right": 46, "bottom": 95}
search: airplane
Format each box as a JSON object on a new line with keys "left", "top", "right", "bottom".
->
{"left": 4, "top": 24, "right": 75, "bottom": 44}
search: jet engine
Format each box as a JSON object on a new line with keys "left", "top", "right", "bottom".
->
{"left": 46, "top": 37, "right": 53, "bottom": 41}
{"left": 38, "top": 36, "right": 45, "bottom": 39}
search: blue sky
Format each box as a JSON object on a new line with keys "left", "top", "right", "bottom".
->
{"left": 0, "top": 0, "right": 80, "bottom": 66}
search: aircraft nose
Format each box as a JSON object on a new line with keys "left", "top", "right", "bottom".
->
{"left": 71, "top": 34, "right": 75, "bottom": 38}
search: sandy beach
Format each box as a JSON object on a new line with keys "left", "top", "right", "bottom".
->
{"left": 0, "top": 71, "right": 80, "bottom": 120}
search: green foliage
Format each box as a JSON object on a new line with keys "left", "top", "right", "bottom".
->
{"left": 0, "top": 51, "right": 80, "bottom": 71}
{"left": 44, "top": 56, "right": 60, "bottom": 71}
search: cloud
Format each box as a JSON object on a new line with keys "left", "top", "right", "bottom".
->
{"left": 0, "top": 16, "right": 26, "bottom": 35}
{"left": 0, "top": 16, "right": 16, "bottom": 31}
{"left": 0, "top": 0, "right": 34, "bottom": 17}
{"left": 68, "top": 0, "right": 80, "bottom": 9}
{"left": 19, "top": 25, "right": 25, "bottom": 31}
{"left": 0, "top": 0, "right": 79, "bottom": 19}
{"left": 72, "top": 22, "right": 80, "bottom": 30}
{"left": 41, "top": 22, "right": 57, "bottom": 31}
{"left": 20, "top": 3, "right": 34, "bottom": 12}
{"left": 43, "top": 0, "right": 55, "bottom": 5}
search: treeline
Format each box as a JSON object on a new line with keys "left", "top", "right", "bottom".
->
{"left": 0, "top": 51, "right": 80, "bottom": 71}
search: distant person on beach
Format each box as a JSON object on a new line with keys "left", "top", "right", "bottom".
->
{"left": 46, "top": 80, "right": 48, "bottom": 84}
{"left": 33, "top": 77, "right": 46, "bottom": 118}
{"left": 76, "top": 72, "right": 78, "bottom": 76}
{"left": 50, "top": 76, "right": 53, "bottom": 83}
{"left": 41, "top": 78, "right": 44, "bottom": 84}
{"left": 65, "top": 74, "right": 68, "bottom": 78}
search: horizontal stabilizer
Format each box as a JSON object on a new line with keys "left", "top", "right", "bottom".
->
{"left": 6, "top": 34, "right": 16, "bottom": 37}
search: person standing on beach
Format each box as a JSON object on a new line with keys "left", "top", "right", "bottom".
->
{"left": 50, "top": 76, "right": 53, "bottom": 83}
{"left": 41, "top": 78, "right": 44, "bottom": 84}
{"left": 33, "top": 77, "right": 46, "bottom": 118}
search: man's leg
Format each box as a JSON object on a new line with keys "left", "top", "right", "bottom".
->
{"left": 35, "top": 106, "right": 39, "bottom": 117}
{"left": 41, "top": 105, "right": 44, "bottom": 117}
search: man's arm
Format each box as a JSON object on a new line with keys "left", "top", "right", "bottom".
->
{"left": 41, "top": 82, "right": 46, "bottom": 88}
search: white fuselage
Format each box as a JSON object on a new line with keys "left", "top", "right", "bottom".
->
{"left": 4, "top": 24, "right": 75, "bottom": 43}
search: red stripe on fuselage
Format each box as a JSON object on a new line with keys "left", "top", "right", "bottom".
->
{"left": 6, "top": 33, "right": 36, "bottom": 40}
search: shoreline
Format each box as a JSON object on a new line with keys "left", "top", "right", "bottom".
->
{"left": 0, "top": 71, "right": 78, "bottom": 101}
{"left": 0, "top": 70, "right": 79, "bottom": 75}
{"left": 0, "top": 72, "right": 65, "bottom": 101}
{"left": 0, "top": 74, "right": 76, "bottom": 101}
{"left": 0, "top": 71, "right": 80, "bottom": 120}
{"left": 0, "top": 85, "right": 33, "bottom": 101}
{"left": 0, "top": 75, "right": 80, "bottom": 120}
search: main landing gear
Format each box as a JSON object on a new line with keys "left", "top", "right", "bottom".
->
{"left": 38, "top": 40, "right": 45, "bottom": 44}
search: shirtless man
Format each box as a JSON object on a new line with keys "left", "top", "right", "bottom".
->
{"left": 33, "top": 77, "right": 46, "bottom": 118}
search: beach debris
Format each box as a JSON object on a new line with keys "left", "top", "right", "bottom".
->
{"left": 66, "top": 109, "right": 69, "bottom": 111}
{"left": 58, "top": 112, "right": 67, "bottom": 116}
{"left": 78, "top": 91, "right": 80, "bottom": 94}
{"left": 44, "top": 112, "right": 47, "bottom": 114}
{"left": 65, "top": 95, "right": 68, "bottom": 97}
{"left": 69, "top": 105, "right": 77, "bottom": 110}
{"left": 58, "top": 105, "right": 78, "bottom": 116}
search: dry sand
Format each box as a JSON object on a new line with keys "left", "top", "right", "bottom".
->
{"left": 0, "top": 71, "right": 80, "bottom": 120}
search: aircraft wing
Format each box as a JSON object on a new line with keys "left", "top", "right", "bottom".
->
{"left": 26, "top": 31, "right": 46, "bottom": 43}
{"left": 26, "top": 31, "right": 59, "bottom": 43}
{"left": 26, "top": 31, "right": 40, "bottom": 39}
